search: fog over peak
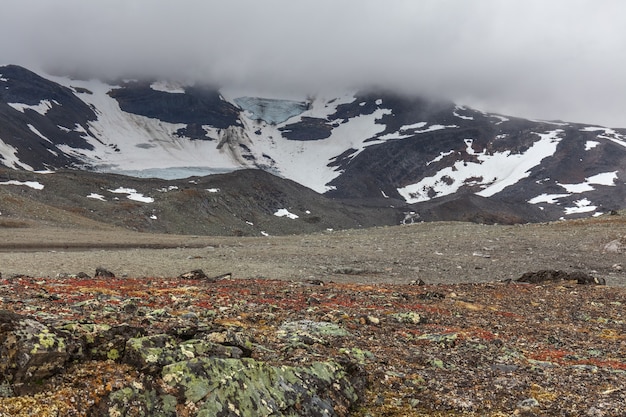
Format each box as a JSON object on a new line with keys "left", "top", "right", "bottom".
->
{"left": 2, "top": 0, "right": 626, "bottom": 127}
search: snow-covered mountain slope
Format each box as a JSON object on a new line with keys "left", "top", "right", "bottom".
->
{"left": 1, "top": 64, "right": 626, "bottom": 222}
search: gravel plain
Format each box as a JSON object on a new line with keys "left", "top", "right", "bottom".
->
{"left": 1, "top": 215, "right": 624, "bottom": 286}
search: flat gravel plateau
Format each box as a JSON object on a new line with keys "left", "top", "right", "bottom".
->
{"left": 1, "top": 215, "right": 624, "bottom": 286}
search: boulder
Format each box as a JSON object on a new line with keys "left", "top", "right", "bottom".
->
{"left": 94, "top": 267, "right": 115, "bottom": 278}
{"left": 123, "top": 334, "right": 243, "bottom": 374}
{"left": 0, "top": 310, "right": 71, "bottom": 395}
{"left": 177, "top": 269, "right": 231, "bottom": 281}
{"left": 160, "top": 357, "right": 363, "bottom": 417}
{"left": 277, "top": 320, "right": 351, "bottom": 348}
{"left": 516, "top": 270, "right": 605, "bottom": 285}
{"left": 59, "top": 322, "right": 146, "bottom": 361}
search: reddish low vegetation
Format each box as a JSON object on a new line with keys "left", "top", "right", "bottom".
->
{"left": 1, "top": 274, "right": 625, "bottom": 416}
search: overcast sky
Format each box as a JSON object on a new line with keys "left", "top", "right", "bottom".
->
{"left": 2, "top": 0, "right": 625, "bottom": 127}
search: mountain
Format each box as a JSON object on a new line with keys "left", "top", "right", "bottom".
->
{"left": 1, "top": 64, "right": 626, "bottom": 230}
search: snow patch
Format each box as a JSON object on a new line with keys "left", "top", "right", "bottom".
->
{"left": 453, "top": 106, "right": 474, "bottom": 120}
{"left": 108, "top": 187, "right": 154, "bottom": 203}
{"left": 157, "top": 186, "right": 179, "bottom": 192}
{"left": 87, "top": 193, "right": 106, "bottom": 201}
{"left": 528, "top": 193, "right": 570, "bottom": 204}
{"left": 558, "top": 171, "right": 618, "bottom": 193}
{"left": 426, "top": 150, "right": 455, "bottom": 166}
{"left": 0, "top": 140, "right": 34, "bottom": 170}
{"left": 27, "top": 124, "right": 52, "bottom": 143}
{"left": 7, "top": 99, "right": 58, "bottom": 115}
{"left": 559, "top": 182, "right": 594, "bottom": 193}
{"left": 585, "top": 140, "right": 600, "bottom": 150}
{"left": 207, "top": 188, "right": 220, "bottom": 193}
{"left": 378, "top": 123, "right": 457, "bottom": 141}
{"left": 564, "top": 198, "right": 596, "bottom": 215}
{"left": 0, "top": 180, "right": 44, "bottom": 190}
{"left": 274, "top": 208, "right": 299, "bottom": 219}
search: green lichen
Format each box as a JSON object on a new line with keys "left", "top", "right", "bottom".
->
{"left": 162, "top": 357, "right": 360, "bottom": 416}
{"left": 277, "top": 320, "right": 351, "bottom": 349}
{"left": 30, "top": 329, "right": 65, "bottom": 354}
{"left": 340, "top": 347, "right": 375, "bottom": 364}
{"left": 60, "top": 322, "right": 111, "bottom": 344}
{"left": 392, "top": 312, "right": 423, "bottom": 324}
{"left": 107, "top": 348, "right": 120, "bottom": 361}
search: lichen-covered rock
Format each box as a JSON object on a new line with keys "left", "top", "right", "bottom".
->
{"left": 277, "top": 320, "right": 351, "bottom": 348}
{"left": 97, "top": 379, "right": 177, "bottom": 417}
{"left": 0, "top": 310, "right": 70, "bottom": 395}
{"left": 60, "top": 322, "right": 146, "bottom": 361}
{"left": 124, "top": 334, "right": 244, "bottom": 374}
{"left": 204, "top": 329, "right": 254, "bottom": 357}
{"left": 161, "top": 357, "right": 363, "bottom": 416}
{"left": 391, "top": 312, "right": 423, "bottom": 324}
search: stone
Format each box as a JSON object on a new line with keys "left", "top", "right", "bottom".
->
{"left": 277, "top": 320, "right": 351, "bottom": 348}
{"left": 124, "top": 334, "right": 244, "bottom": 374}
{"left": 603, "top": 238, "right": 625, "bottom": 253}
{"left": 178, "top": 269, "right": 209, "bottom": 280}
{"left": 516, "top": 270, "right": 605, "bottom": 285}
{"left": 0, "top": 310, "right": 70, "bottom": 395}
{"left": 517, "top": 397, "right": 540, "bottom": 408}
{"left": 94, "top": 267, "right": 115, "bottom": 278}
{"left": 161, "top": 357, "right": 363, "bottom": 416}
{"left": 60, "top": 322, "right": 146, "bottom": 361}
{"left": 392, "top": 312, "right": 423, "bottom": 324}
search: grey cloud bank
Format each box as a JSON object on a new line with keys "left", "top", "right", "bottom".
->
{"left": 1, "top": 0, "right": 625, "bottom": 127}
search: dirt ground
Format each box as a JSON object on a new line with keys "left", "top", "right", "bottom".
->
{"left": 1, "top": 215, "right": 625, "bottom": 286}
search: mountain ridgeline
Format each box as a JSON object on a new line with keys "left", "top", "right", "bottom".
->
{"left": 1, "top": 64, "right": 625, "bottom": 235}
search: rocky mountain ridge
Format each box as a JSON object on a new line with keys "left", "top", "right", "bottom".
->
{"left": 1, "top": 64, "right": 626, "bottom": 229}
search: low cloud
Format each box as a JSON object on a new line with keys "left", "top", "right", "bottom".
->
{"left": 2, "top": 0, "right": 626, "bottom": 127}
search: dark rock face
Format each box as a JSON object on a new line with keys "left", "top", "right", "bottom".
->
{"left": 0, "top": 65, "right": 97, "bottom": 170}
{"left": 280, "top": 116, "right": 334, "bottom": 140}
{"left": 108, "top": 83, "right": 239, "bottom": 129}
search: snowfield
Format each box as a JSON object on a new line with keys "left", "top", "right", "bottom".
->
{"left": 398, "top": 130, "right": 564, "bottom": 203}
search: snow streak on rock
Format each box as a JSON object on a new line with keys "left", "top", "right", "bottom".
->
{"left": 398, "top": 130, "right": 564, "bottom": 203}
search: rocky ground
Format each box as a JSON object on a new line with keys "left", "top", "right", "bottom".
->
{"left": 1, "top": 212, "right": 626, "bottom": 286}
{"left": 0, "top": 214, "right": 625, "bottom": 416}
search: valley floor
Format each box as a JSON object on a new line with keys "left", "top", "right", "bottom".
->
{"left": 0, "top": 216, "right": 624, "bottom": 286}
{"left": 0, "top": 216, "right": 625, "bottom": 416}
